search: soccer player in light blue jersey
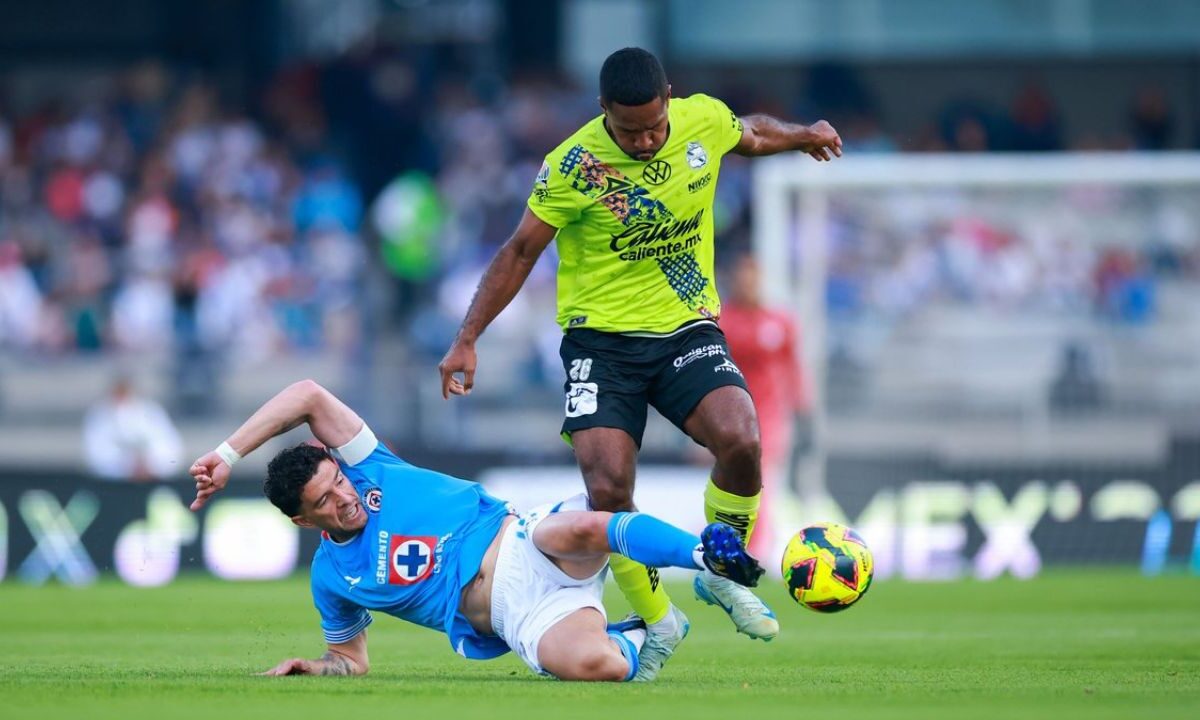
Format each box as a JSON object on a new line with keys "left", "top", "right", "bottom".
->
{"left": 188, "top": 380, "right": 763, "bottom": 682}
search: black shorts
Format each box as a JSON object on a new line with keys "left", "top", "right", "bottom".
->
{"left": 559, "top": 322, "right": 750, "bottom": 447}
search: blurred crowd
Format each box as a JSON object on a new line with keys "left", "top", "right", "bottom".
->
{"left": 0, "top": 62, "right": 367, "bottom": 360}
{"left": 1, "top": 55, "right": 1197, "bottom": 366}
{"left": 822, "top": 186, "right": 1200, "bottom": 325}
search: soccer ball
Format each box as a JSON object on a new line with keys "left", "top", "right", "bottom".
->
{"left": 781, "top": 522, "right": 874, "bottom": 612}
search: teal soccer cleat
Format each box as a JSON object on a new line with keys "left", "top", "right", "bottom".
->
{"left": 632, "top": 605, "right": 689, "bottom": 682}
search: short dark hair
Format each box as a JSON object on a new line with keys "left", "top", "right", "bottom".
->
{"left": 600, "top": 47, "right": 667, "bottom": 107}
{"left": 264, "top": 444, "right": 329, "bottom": 516}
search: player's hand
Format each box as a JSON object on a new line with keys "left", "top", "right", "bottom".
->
{"left": 189, "top": 450, "right": 233, "bottom": 511}
{"left": 259, "top": 658, "right": 315, "bottom": 676}
{"left": 438, "top": 340, "right": 478, "bottom": 399}
{"left": 801, "top": 120, "right": 842, "bottom": 162}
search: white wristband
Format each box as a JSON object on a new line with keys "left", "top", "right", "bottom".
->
{"left": 215, "top": 441, "right": 241, "bottom": 468}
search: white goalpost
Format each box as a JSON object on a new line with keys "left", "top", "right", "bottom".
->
{"left": 751, "top": 152, "right": 1200, "bottom": 579}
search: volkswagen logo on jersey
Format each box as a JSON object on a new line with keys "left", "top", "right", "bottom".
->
{"left": 365, "top": 488, "right": 382, "bottom": 512}
{"left": 642, "top": 160, "right": 672, "bottom": 185}
{"left": 388, "top": 536, "right": 437, "bottom": 585}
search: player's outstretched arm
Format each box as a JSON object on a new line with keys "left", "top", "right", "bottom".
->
{"left": 189, "top": 379, "right": 363, "bottom": 510}
{"left": 438, "top": 208, "right": 557, "bottom": 399}
{"left": 733, "top": 115, "right": 843, "bottom": 161}
{"left": 260, "top": 631, "right": 370, "bottom": 677}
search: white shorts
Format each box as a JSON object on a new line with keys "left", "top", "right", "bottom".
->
{"left": 490, "top": 494, "right": 607, "bottom": 676}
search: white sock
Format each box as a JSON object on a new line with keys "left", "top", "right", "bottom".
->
{"left": 692, "top": 545, "right": 706, "bottom": 570}
{"left": 623, "top": 628, "right": 647, "bottom": 653}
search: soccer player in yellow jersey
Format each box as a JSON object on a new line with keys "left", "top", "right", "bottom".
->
{"left": 439, "top": 47, "right": 841, "bottom": 680}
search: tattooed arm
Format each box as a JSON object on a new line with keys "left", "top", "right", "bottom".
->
{"left": 260, "top": 631, "right": 370, "bottom": 677}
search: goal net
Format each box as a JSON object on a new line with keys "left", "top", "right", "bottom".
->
{"left": 751, "top": 152, "right": 1200, "bottom": 580}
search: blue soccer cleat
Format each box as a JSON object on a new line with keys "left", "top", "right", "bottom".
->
{"left": 695, "top": 523, "right": 779, "bottom": 641}
{"left": 700, "top": 522, "right": 766, "bottom": 587}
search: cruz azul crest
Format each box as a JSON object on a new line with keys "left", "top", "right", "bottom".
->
{"left": 387, "top": 535, "right": 437, "bottom": 585}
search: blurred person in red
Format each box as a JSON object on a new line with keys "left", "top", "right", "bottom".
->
{"left": 719, "top": 253, "right": 810, "bottom": 557}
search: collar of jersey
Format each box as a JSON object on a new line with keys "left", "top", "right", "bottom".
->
{"left": 322, "top": 529, "right": 363, "bottom": 547}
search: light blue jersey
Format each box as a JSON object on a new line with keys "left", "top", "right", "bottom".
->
{"left": 309, "top": 425, "right": 513, "bottom": 659}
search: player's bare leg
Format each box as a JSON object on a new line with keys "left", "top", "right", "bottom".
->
{"left": 531, "top": 511, "right": 614, "bottom": 579}
{"left": 572, "top": 428, "right": 668, "bottom": 612}
{"left": 684, "top": 385, "right": 764, "bottom": 500}
{"left": 532, "top": 507, "right": 765, "bottom": 681}
{"left": 683, "top": 386, "right": 780, "bottom": 641}
{"left": 537, "top": 608, "right": 639, "bottom": 682}
{"left": 571, "top": 427, "right": 688, "bottom": 679}
{"left": 572, "top": 427, "right": 639, "bottom": 512}
{"left": 532, "top": 509, "right": 764, "bottom": 586}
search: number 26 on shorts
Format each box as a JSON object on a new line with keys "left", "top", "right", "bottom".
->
{"left": 568, "top": 358, "right": 593, "bottom": 382}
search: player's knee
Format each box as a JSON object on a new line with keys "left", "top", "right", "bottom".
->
{"left": 714, "top": 426, "right": 761, "bottom": 469}
{"left": 585, "top": 478, "right": 634, "bottom": 511}
{"left": 566, "top": 512, "right": 610, "bottom": 549}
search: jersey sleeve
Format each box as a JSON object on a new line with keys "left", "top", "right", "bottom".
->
{"left": 692, "top": 93, "right": 745, "bottom": 156}
{"left": 331, "top": 423, "right": 381, "bottom": 467}
{"left": 312, "top": 573, "right": 373, "bottom": 644}
{"left": 331, "top": 423, "right": 409, "bottom": 490}
{"left": 526, "top": 155, "right": 584, "bottom": 228}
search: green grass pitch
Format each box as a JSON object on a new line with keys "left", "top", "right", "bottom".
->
{"left": 1, "top": 571, "right": 1197, "bottom": 719}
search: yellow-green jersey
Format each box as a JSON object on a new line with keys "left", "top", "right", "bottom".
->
{"left": 527, "top": 94, "right": 744, "bottom": 334}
